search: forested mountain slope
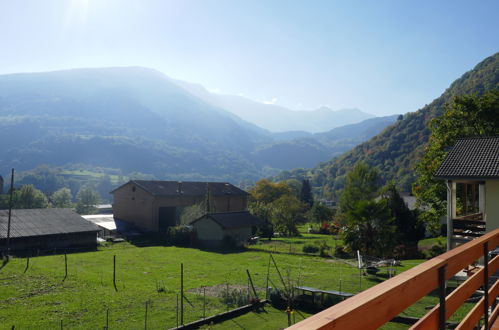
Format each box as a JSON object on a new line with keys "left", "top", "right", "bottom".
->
{"left": 0, "top": 67, "right": 395, "bottom": 185}
{"left": 276, "top": 52, "right": 499, "bottom": 198}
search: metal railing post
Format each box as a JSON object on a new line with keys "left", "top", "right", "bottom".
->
{"left": 438, "top": 265, "right": 447, "bottom": 330}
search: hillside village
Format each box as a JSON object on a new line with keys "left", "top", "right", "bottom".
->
{"left": 1, "top": 2, "right": 498, "bottom": 329}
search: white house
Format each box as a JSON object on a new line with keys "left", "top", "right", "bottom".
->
{"left": 435, "top": 137, "right": 499, "bottom": 250}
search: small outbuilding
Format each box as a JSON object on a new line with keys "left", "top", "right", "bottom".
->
{"left": 82, "top": 214, "right": 117, "bottom": 238}
{"left": 191, "top": 211, "right": 262, "bottom": 247}
{"left": 435, "top": 136, "right": 499, "bottom": 250}
{"left": 0, "top": 208, "right": 100, "bottom": 252}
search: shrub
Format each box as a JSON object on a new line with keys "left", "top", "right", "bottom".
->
{"left": 268, "top": 288, "right": 286, "bottom": 308}
{"left": 166, "top": 226, "right": 192, "bottom": 246}
{"left": 425, "top": 241, "right": 446, "bottom": 259}
{"left": 220, "top": 288, "right": 248, "bottom": 307}
{"left": 334, "top": 246, "right": 350, "bottom": 259}
{"left": 318, "top": 240, "right": 331, "bottom": 257}
{"left": 302, "top": 244, "right": 319, "bottom": 254}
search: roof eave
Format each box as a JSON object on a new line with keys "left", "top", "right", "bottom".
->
{"left": 435, "top": 175, "right": 499, "bottom": 181}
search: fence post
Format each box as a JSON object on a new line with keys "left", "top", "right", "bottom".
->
{"left": 265, "top": 254, "right": 271, "bottom": 299}
{"left": 144, "top": 300, "right": 148, "bottom": 330}
{"left": 24, "top": 257, "right": 30, "bottom": 273}
{"left": 176, "top": 293, "right": 179, "bottom": 328}
{"left": 180, "top": 263, "right": 184, "bottom": 325}
{"left": 63, "top": 253, "right": 68, "bottom": 282}
{"left": 113, "top": 255, "right": 118, "bottom": 292}
{"left": 203, "top": 287, "right": 206, "bottom": 319}
{"left": 246, "top": 269, "right": 259, "bottom": 301}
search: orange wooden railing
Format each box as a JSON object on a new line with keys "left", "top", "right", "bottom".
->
{"left": 288, "top": 228, "right": 499, "bottom": 330}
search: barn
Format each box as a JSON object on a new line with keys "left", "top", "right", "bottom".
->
{"left": 111, "top": 180, "right": 249, "bottom": 233}
{"left": 191, "top": 211, "right": 262, "bottom": 247}
{"left": 0, "top": 208, "right": 99, "bottom": 252}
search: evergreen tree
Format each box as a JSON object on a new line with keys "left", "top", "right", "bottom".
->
{"left": 381, "top": 182, "right": 424, "bottom": 244}
{"left": 299, "top": 179, "right": 314, "bottom": 210}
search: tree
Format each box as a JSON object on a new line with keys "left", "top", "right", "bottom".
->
{"left": 270, "top": 194, "right": 304, "bottom": 237}
{"left": 248, "top": 201, "right": 274, "bottom": 239}
{"left": 413, "top": 90, "right": 499, "bottom": 231}
{"left": 75, "top": 187, "right": 101, "bottom": 214}
{"left": 307, "top": 202, "right": 334, "bottom": 224}
{"left": 338, "top": 162, "right": 399, "bottom": 256}
{"left": 342, "top": 199, "right": 395, "bottom": 257}
{"left": 339, "top": 162, "right": 380, "bottom": 216}
{"left": 248, "top": 179, "right": 305, "bottom": 238}
{"left": 380, "top": 182, "right": 424, "bottom": 244}
{"left": 249, "top": 179, "right": 293, "bottom": 204}
{"left": 51, "top": 188, "right": 73, "bottom": 208}
{"left": 299, "top": 179, "right": 314, "bottom": 210}
{"left": 204, "top": 183, "right": 215, "bottom": 213}
{"left": 180, "top": 203, "right": 205, "bottom": 225}
{"left": 12, "top": 185, "right": 49, "bottom": 209}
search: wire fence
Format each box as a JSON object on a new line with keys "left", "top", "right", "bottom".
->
{"left": 0, "top": 243, "right": 419, "bottom": 329}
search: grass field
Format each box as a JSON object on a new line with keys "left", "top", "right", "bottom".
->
{"left": 60, "top": 170, "right": 124, "bottom": 185}
{"left": 0, "top": 232, "right": 457, "bottom": 330}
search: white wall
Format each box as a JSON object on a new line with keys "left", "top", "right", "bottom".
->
{"left": 486, "top": 180, "right": 499, "bottom": 232}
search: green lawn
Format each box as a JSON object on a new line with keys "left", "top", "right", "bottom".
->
{"left": 0, "top": 233, "right": 452, "bottom": 330}
{"left": 207, "top": 306, "right": 312, "bottom": 329}
{"left": 60, "top": 170, "right": 124, "bottom": 184}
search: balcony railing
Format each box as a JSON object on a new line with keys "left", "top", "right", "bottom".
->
{"left": 453, "top": 213, "right": 485, "bottom": 238}
{"left": 288, "top": 228, "right": 499, "bottom": 330}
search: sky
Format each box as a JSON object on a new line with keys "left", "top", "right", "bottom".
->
{"left": 0, "top": 0, "right": 498, "bottom": 116}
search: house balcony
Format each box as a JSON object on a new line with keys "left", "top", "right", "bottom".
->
{"left": 452, "top": 212, "right": 486, "bottom": 241}
{"left": 288, "top": 228, "right": 499, "bottom": 330}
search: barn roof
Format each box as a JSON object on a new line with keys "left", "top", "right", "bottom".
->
{"left": 0, "top": 208, "right": 99, "bottom": 239}
{"left": 192, "top": 211, "right": 262, "bottom": 229}
{"left": 435, "top": 137, "right": 499, "bottom": 179}
{"left": 111, "top": 180, "right": 248, "bottom": 197}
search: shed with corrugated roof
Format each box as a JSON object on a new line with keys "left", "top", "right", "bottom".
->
{"left": 0, "top": 208, "right": 99, "bottom": 252}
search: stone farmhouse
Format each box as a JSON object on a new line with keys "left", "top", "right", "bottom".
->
{"left": 111, "top": 180, "right": 249, "bottom": 233}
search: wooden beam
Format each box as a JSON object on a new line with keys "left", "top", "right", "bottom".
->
{"left": 455, "top": 280, "right": 499, "bottom": 330}
{"left": 411, "top": 255, "right": 499, "bottom": 329}
{"left": 289, "top": 229, "right": 499, "bottom": 330}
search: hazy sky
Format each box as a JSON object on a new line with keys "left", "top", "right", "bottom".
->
{"left": 0, "top": 0, "right": 498, "bottom": 115}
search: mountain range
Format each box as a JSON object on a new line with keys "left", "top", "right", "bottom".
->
{"left": 175, "top": 80, "right": 374, "bottom": 133}
{"left": 276, "top": 52, "right": 499, "bottom": 198}
{"left": 0, "top": 67, "right": 395, "bottom": 184}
